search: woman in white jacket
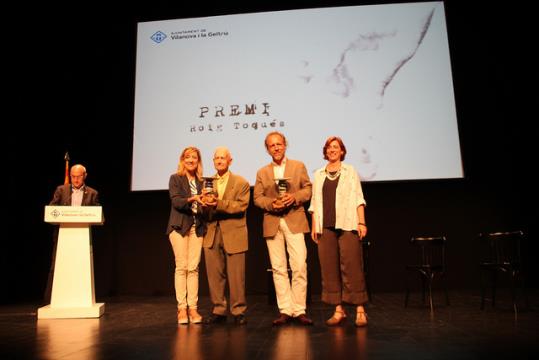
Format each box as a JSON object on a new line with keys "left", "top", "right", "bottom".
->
{"left": 309, "top": 136, "right": 368, "bottom": 327}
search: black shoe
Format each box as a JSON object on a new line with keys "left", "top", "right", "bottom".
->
{"left": 295, "top": 314, "right": 314, "bottom": 326}
{"left": 234, "top": 314, "right": 247, "bottom": 325}
{"left": 204, "top": 313, "right": 227, "bottom": 324}
{"left": 272, "top": 313, "right": 291, "bottom": 326}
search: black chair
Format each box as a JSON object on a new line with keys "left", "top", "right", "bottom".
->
{"left": 479, "top": 230, "right": 527, "bottom": 312}
{"left": 404, "top": 236, "right": 449, "bottom": 311}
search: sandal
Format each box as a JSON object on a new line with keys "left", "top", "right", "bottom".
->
{"left": 188, "top": 308, "right": 203, "bottom": 324}
{"left": 177, "top": 309, "right": 188, "bottom": 325}
{"left": 355, "top": 309, "right": 368, "bottom": 327}
{"left": 326, "top": 309, "right": 347, "bottom": 326}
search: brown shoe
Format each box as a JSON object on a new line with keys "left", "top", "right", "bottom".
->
{"left": 295, "top": 314, "right": 314, "bottom": 326}
{"left": 272, "top": 313, "right": 291, "bottom": 326}
{"left": 326, "top": 310, "right": 347, "bottom": 326}
{"left": 204, "top": 313, "right": 227, "bottom": 324}
{"left": 355, "top": 310, "right": 368, "bottom": 327}
{"left": 177, "top": 309, "right": 188, "bottom": 325}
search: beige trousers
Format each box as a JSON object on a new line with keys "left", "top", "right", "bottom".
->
{"left": 169, "top": 227, "right": 203, "bottom": 309}
{"left": 266, "top": 218, "right": 308, "bottom": 317}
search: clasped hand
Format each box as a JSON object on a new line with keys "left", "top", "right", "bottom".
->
{"left": 199, "top": 189, "right": 217, "bottom": 207}
{"left": 272, "top": 193, "right": 295, "bottom": 211}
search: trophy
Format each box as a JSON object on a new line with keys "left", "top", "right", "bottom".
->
{"left": 274, "top": 177, "right": 291, "bottom": 207}
{"left": 201, "top": 176, "right": 217, "bottom": 204}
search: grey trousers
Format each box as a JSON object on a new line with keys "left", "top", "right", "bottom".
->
{"left": 204, "top": 225, "right": 247, "bottom": 316}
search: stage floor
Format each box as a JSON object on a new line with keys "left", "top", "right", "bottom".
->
{"left": 1, "top": 290, "right": 537, "bottom": 359}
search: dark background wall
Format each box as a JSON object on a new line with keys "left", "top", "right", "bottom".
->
{"left": 5, "top": 0, "right": 534, "bottom": 303}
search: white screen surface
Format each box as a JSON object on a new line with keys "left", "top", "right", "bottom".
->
{"left": 132, "top": 1, "right": 462, "bottom": 190}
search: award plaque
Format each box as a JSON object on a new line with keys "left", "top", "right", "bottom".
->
{"left": 201, "top": 176, "right": 217, "bottom": 204}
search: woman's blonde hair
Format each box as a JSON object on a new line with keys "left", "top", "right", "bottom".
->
{"left": 177, "top": 146, "right": 203, "bottom": 179}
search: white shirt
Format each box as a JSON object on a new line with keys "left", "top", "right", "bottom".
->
{"left": 308, "top": 163, "right": 366, "bottom": 233}
{"left": 272, "top": 157, "right": 287, "bottom": 181}
{"left": 71, "top": 186, "right": 84, "bottom": 206}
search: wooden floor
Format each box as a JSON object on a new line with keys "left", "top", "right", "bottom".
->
{"left": 1, "top": 290, "right": 537, "bottom": 359}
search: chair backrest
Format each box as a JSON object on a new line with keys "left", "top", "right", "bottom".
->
{"left": 479, "top": 230, "right": 523, "bottom": 267}
{"left": 362, "top": 238, "right": 371, "bottom": 271}
{"left": 410, "top": 236, "right": 446, "bottom": 268}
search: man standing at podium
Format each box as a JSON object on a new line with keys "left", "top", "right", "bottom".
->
{"left": 44, "top": 164, "right": 100, "bottom": 302}
{"left": 49, "top": 164, "right": 100, "bottom": 206}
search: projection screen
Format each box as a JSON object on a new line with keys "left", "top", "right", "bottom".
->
{"left": 132, "top": 1, "right": 462, "bottom": 190}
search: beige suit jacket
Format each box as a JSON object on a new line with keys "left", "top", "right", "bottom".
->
{"left": 203, "top": 172, "right": 250, "bottom": 254}
{"left": 253, "top": 158, "right": 312, "bottom": 238}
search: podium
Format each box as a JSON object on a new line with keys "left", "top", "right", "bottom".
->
{"left": 38, "top": 206, "right": 105, "bottom": 319}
